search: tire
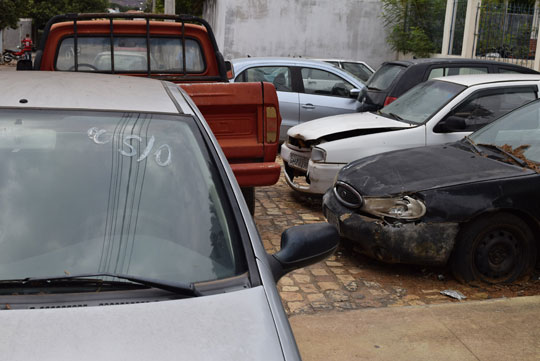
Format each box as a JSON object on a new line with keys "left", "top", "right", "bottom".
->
{"left": 451, "top": 213, "right": 537, "bottom": 284}
{"left": 241, "top": 187, "right": 255, "bottom": 215}
{"left": 3, "top": 54, "right": 12, "bottom": 64}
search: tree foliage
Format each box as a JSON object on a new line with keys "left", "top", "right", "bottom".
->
{"left": 381, "top": 0, "right": 446, "bottom": 58}
{"left": 143, "top": 0, "right": 205, "bottom": 16}
{"left": 0, "top": 0, "right": 29, "bottom": 30}
{"left": 29, "top": 0, "right": 109, "bottom": 32}
{"left": 0, "top": 0, "right": 109, "bottom": 31}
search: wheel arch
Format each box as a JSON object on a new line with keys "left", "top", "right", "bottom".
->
{"left": 452, "top": 207, "right": 540, "bottom": 267}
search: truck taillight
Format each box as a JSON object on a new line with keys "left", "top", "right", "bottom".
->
{"left": 383, "top": 96, "right": 397, "bottom": 106}
{"left": 266, "top": 106, "right": 278, "bottom": 143}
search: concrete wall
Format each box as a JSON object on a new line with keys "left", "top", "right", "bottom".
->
{"left": 203, "top": 0, "right": 395, "bottom": 69}
{"left": 1, "top": 19, "right": 32, "bottom": 51}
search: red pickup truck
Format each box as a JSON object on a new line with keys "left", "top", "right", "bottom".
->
{"left": 29, "top": 13, "right": 281, "bottom": 213}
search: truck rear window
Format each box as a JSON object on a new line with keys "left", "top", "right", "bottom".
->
{"left": 56, "top": 36, "right": 205, "bottom": 73}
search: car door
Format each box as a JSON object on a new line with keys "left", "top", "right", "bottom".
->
{"left": 235, "top": 66, "right": 300, "bottom": 140}
{"left": 426, "top": 85, "right": 538, "bottom": 145}
{"left": 297, "top": 67, "right": 360, "bottom": 123}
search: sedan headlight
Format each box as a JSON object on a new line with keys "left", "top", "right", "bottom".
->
{"left": 363, "top": 196, "right": 426, "bottom": 220}
{"left": 311, "top": 147, "right": 326, "bottom": 162}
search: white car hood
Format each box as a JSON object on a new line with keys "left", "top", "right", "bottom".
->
{"left": 287, "top": 112, "right": 413, "bottom": 141}
{"left": 0, "top": 286, "right": 284, "bottom": 361}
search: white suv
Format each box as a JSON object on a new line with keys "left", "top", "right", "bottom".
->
{"left": 281, "top": 73, "right": 540, "bottom": 194}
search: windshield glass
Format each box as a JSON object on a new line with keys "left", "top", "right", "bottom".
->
{"left": 470, "top": 99, "right": 540, "bottom": 164}
{"left": 0, "top": 110, "right": 246, "bottom": 284}
{"left": 366, "top": 64, "right": 405, "bottom": 90}
{"left": 380, "top": 80, "right": 466, "bottom": 124}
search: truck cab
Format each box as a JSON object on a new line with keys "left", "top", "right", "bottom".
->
{"left": 30, "top": 13, "right": 282, "bottom": 213}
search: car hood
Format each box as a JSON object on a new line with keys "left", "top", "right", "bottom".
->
{"left": 287, "top": 112, "right": 413, "bottom": 141}
{"left": 0, "top": 286, "right": 285, "bottom": 361}
{"left": 339, "top": 142, "right": 536, "bottom": 197}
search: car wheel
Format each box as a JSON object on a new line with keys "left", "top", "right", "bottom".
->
{"left": 451, "top": 213, "right": 537, "bottom": 284}
{"left": 241, "top": 187, "right": 255, "bottom": 215}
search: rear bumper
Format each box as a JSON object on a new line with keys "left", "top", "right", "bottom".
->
{"left": 231, "top": 162, "right": 281, "bottom": 187}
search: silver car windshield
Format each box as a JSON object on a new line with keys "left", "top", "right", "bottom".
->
{"left": 470, "top": 99, "right": 540, "bottom": 164}
{"left": 380, "top": 80, "right": 466, "bottom": 125}
{"left": 0, "top": 110, "right": 246, "bottom": 284}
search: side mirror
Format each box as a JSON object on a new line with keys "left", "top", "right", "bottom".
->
{"left": 435, "top": 115, "right": 467, "bottom": 133}
{"left": 16, "top": 59, "right": 33, "bottom": 70}
{"left": 225, "top": 60, "right": 235, "bottom": 80}
{"left": 267, "top": 223, "right": 339, "bottom": 282}
{"left": 349, "top": 88, "right": 361, "bottom": 99}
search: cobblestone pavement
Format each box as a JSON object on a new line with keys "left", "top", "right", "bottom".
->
{"left": 255, "top": 157, "right": 540, "bottom": 315}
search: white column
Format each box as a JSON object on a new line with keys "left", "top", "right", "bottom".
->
{"left": 164, "top": 0, "right": 175, "bottom": 14}
{"left": 441, "top": 0, "right": 456, "bottom": 55}
{"left": 534, "top": 1, "right": 540, "bottom": 70}
{"left": 462, "top": 0, "right": 482, "bottom": 58}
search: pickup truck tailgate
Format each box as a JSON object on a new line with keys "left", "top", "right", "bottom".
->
{"left": 181, "top": 82, "right": 281, "bottom": 187}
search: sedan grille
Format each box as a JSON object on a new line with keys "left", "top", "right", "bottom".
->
{"left": 334, "top": 181, "right": 363, "bottom": 208}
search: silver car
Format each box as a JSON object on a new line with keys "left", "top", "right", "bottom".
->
{"left": 230, "top": 57, "right": 366, "bottom": 140}
{"left": 0, "top": 72, "right": 338, "bottom": 361}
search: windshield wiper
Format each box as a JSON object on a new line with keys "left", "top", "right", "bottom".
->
{"left": 477, "top": 143, "right": 527, "bottom": 167}
{"left": 465, "top": 136, "right": 482, "bottom": 154}
{"left": 5, "top": 273, "right": 200, "bottom": 297}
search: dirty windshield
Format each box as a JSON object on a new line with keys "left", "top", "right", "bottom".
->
{"left": 469, "top": 99, "right": 540, "bottom": 167}
{"left": 0, "top": 110, "right": 246, "bottom": 285}
{"left": 379, "top": 80, "right": 466, "bottom": 125}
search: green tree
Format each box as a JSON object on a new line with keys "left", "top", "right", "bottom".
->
{"left": 143, "top": 0, "right": 204, "bottom": 16}
{"left": 0, "top": 0, "right": 29, "bottom": 30}
{"left": 29, "top": 0, "right": 109, "bottom": 33}
{"left": 381, "top": 0, "right": 447, "bottom": 58}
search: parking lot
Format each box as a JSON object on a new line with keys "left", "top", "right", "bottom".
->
{"left": 256, "top": 157, "right": 540, "bottom": 315}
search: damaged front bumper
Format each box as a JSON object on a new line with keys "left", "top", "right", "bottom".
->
{"left": 323, "top": 192, "right": 460, "bottom": 266}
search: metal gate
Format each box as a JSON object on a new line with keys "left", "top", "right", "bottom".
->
{"left": 473, "top": 3, "right": 540, "bottom": 68}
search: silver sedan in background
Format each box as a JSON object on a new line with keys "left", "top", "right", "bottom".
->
{"left": 230, "top": 57, "right": 366, "bottom": 141}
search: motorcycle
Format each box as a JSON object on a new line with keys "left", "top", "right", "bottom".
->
{"left": 2, "top": 46, "right": 27, "bottom": 63}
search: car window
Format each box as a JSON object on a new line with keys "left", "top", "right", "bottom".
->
{"left": 300, "top": 68, "right": 354, "bottom": 97}
{"left": 0, "top": 109, "right": 246, "bottom": 285}
{"left": 380, "top": 80, "right": 466, "bottom": 124}
{"left": 366, "top": 64, "right": 406, "bottom": 90}
{"left": 445, "top": 87, "right": 537, "bottom": 131}
{"left": 236, "top": 66, "right": 292, "bottom": 92}
{"left": 56, "top": 36, "right": 205, "bottom": 73}
{"left": 428, "top": 66, "right": 489, "bottom": 79}
{"left": 342, "top": 62, "right": 373, "bottom": 82}
{"left": 498, "top": 68, "right": 523, "bottom": 74}
{"left": 470, "top": 99, "right": 540, "bottom": 163}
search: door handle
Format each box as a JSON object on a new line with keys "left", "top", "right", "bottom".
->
{"left": 302, "top": 103, "right": 315, "bottom": 109}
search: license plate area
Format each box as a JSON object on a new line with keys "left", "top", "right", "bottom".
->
{"left": 289, "top": 153, "right": 309, "bottom": 171}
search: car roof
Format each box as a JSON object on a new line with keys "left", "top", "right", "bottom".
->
{"left": 231, "top": 56, "right": 340, "bottom": 68}
{"left": 0, "top": 71, "right": 184, "bottom": 113}
{"left": 433, "top": 73, "right": 540, "bottom": 87}
{"left": 381, "top": 57, "right": 535, "bottom": 67}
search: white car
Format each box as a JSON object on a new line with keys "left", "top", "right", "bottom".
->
{"left": 281, "top": 73, "right": 540, "bottom": 194}
{"left": 0, "top": 72, "right": 338, "bottom": 361}
{"left": 315, "top": 58, "right": 375, "bottom": 82}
